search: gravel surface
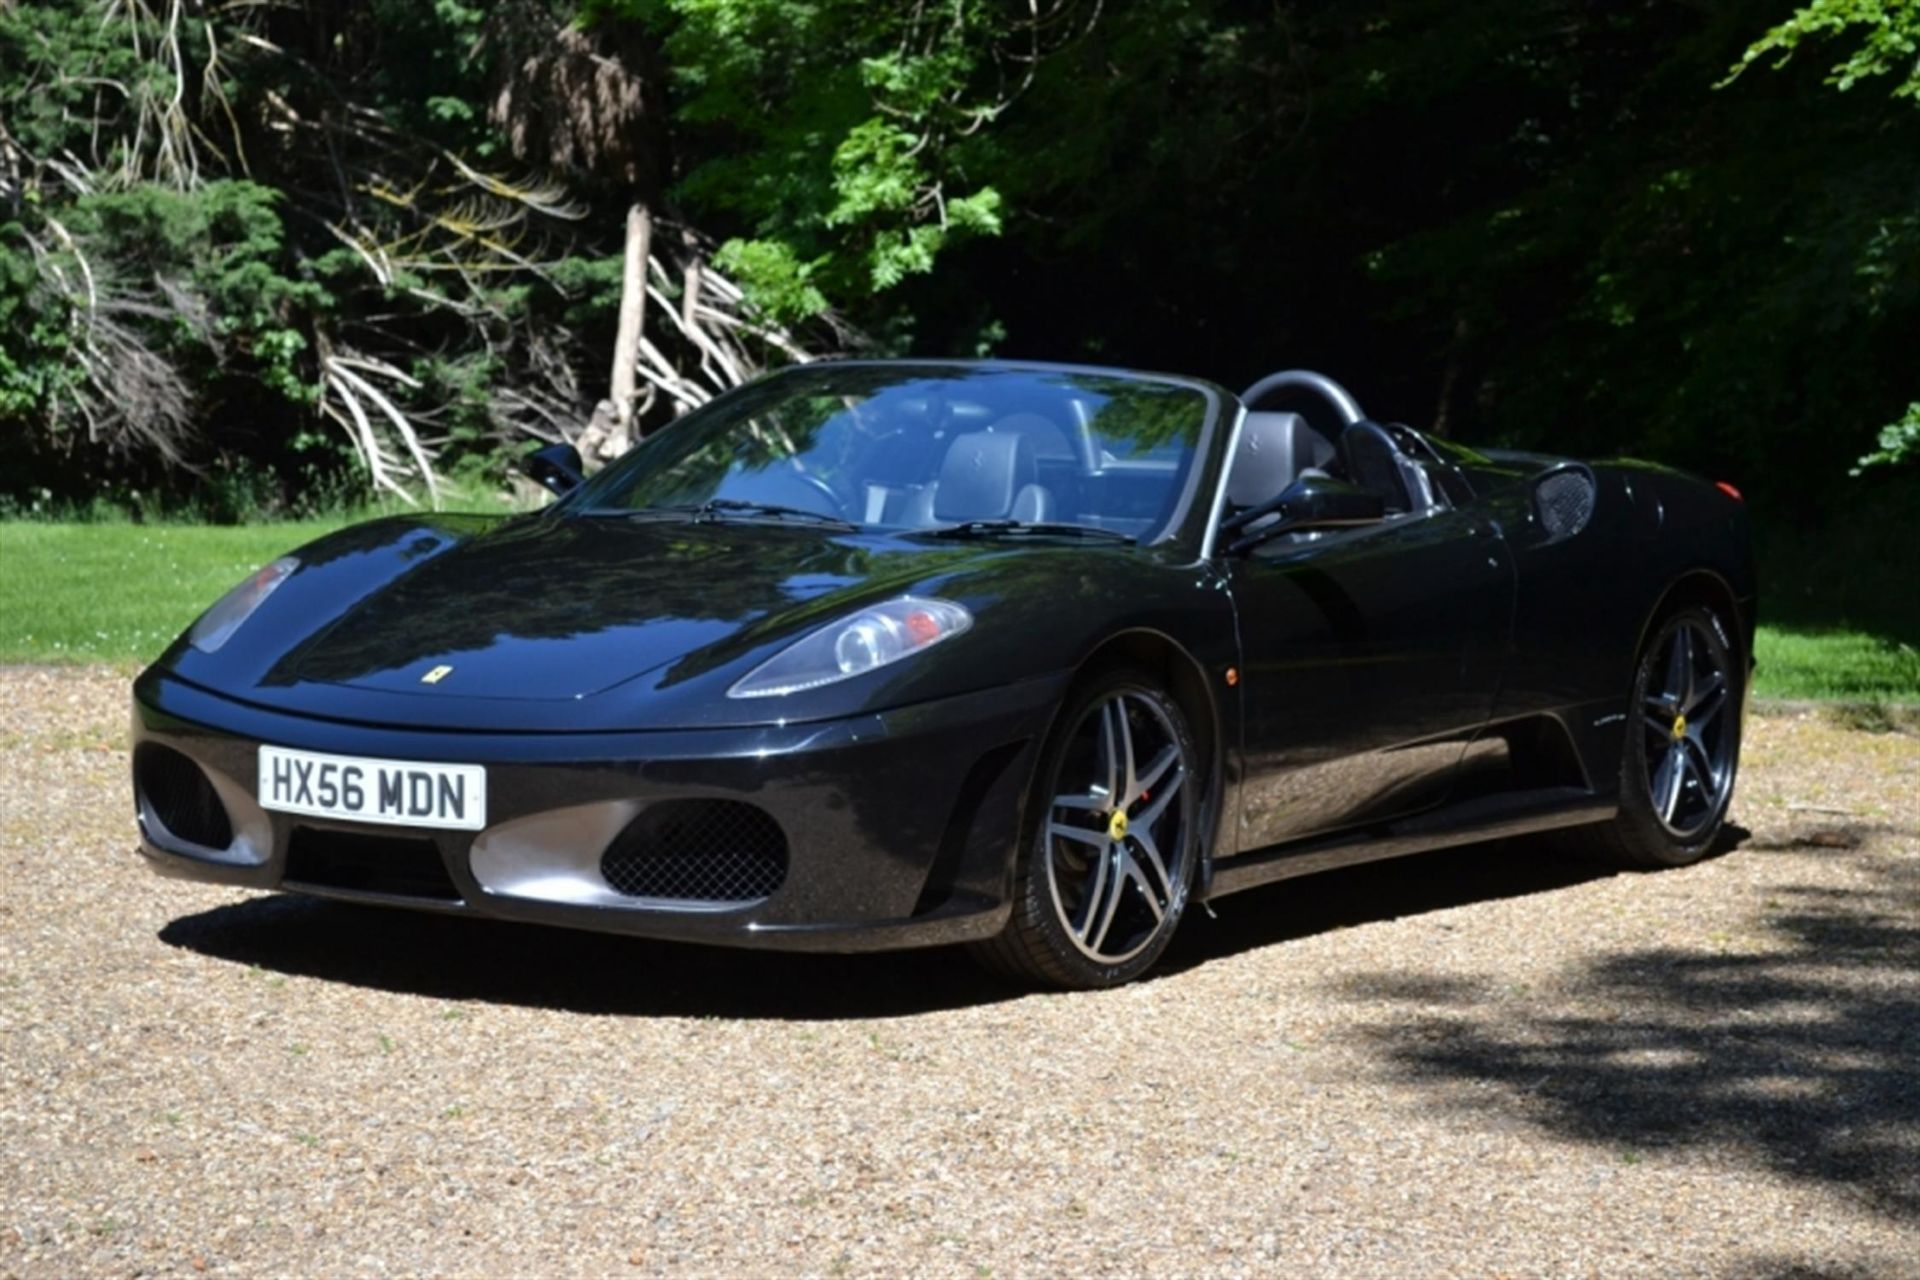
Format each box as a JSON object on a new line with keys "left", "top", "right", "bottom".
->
{"left": 3, "top": 666, "right": 1917, "bottom": 1278}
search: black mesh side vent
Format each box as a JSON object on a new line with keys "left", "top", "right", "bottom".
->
{"left": 600, "top": 801, "right": 788, "bottom": 904}
{"left": 1536, "top": 469, "right": 1597, "bottom": 540}
{"left": 135, "top": 743, "right": 233, "bottom": 849}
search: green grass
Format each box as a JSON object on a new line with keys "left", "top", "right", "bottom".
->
{"left": 1751, "top": 624, "right": 1920, "bottom": 703}
{"left": 1746, "top": 469, "right": 1919, "bottom": 705}
{"left": 0, "top": 521, "right": 349, "bottom": 665}
{"left": 2, "top": 521, "right": 1916, "bottom": 705}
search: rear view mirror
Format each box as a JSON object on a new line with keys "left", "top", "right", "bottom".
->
{"left": 1224, "top": 475, "right": 1386, "bottom": 554}
{"left": 523, "top": 442, "right": 586, "bottom": 498}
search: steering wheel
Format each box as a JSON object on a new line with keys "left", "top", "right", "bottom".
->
{"left": 712, "top": 461, "right": 848, "bottom": 518}
{"left": 784, "top": 461, "right": 848, "bottom": 517}
{"left": 1239, "top": 369, "right": 1366, "bottom": 427}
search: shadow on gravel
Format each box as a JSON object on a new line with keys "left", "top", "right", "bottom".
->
{"left": 1156, "top": 829, "right": 1657, "bottom": 976}
{"left": 1334, "top": 850, "right": 1920, "bottom": 1220}
{"left": 159, "top": 825, "right": 1696, "bottom": 1018}
{"left": 159, "top": 894, "right": 1016, "bottom": 1021}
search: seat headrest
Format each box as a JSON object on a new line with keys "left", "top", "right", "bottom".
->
{"left": 990, "top": 412, "right": 1075, "bottom": 460}
{"left": 1227, "top": 411, "right": 1334, "bottom": 507}
{"left": 934, "top": 431, "right": 1037, "bottom": 521}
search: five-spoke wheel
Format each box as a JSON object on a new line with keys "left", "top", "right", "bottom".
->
{"left": 973, "top": 668, "right": 1200, "bottom": 987}
{"left": 1639, "top": 615, "right": 1736, "bottom": 840}
{"left": 1045, "top": 691, "right": 1190, "bottom": 964}
{"left": 1567, "top": 604, "right": 1743, "bottom": 868}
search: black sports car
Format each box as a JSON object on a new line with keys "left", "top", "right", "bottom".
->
{"left": 133, "top": 361, "right": 1754, "bottom": 988}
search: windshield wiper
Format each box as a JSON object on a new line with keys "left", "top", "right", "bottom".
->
{"left": 693, "top": 498, "right": 854, "bottom": 528}
{"left": 923, "top": 519, "right": 1135, "bottom": 543}
{"left": 582, "top": 499, "right": 856, "bottom": 530}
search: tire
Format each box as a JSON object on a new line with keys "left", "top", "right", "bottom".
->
{"left": 1566, "top": 604, "right": 1744, "bottom": 868}
{"left": 969, "top": 665, "right": 1203, "bottom": 989}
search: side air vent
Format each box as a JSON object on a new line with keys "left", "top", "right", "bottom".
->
{"left": 600, "top": 800, "right": 788, "bottom": 904}
{"left": 135, "top": 743, "right": 234, "bottom": 850}
{"left": 1534, "top": 466, "right": 1597, "bottom": 542}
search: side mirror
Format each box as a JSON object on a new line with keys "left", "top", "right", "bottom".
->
{"left": 1223, "top": 475, "right": 1386, "bottom": 554}
{"left": 522, "top": 442, "right": 585, "bottom": 498}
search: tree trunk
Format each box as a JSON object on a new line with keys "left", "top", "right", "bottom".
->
{"left": 606, "top": 201, "right": 653, "bottom": 454}
{"left": 1431, "top": 312, "right": 1470, "bottom": 438}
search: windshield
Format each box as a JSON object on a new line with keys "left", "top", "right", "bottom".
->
{"left": 571, "top": 364, "right": 1214, "bottom": 541}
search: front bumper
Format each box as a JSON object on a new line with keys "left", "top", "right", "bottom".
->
{"left": 131, "top": 671, "right": 1064, "bottom": 951}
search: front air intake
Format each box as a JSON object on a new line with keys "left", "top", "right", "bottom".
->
{"left": 285, "top": 827, "right": 461, "bottom": 901}
{"left": 600, "top": 800, "right": 788, "bottom": 904}
{"left": 135, "top": 743, "right": 234, "bottom": 850}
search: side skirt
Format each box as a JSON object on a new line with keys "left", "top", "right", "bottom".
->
{"left": 1203, "top": 786, "right": 1616, "bottom": 901}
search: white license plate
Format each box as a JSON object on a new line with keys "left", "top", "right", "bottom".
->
{"left": 258, "top": 745, "right": 487, "bottom": 831}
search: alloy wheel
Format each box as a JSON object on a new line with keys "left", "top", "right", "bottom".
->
{"left": 1043, "top": 691, "right": 1194, "bottom": 964}
{"left": 1640, "top": 616, "right": 1736, "bottom": 839}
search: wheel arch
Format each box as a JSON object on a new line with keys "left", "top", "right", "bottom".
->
{"left": 1637, "top": 569, "right": 1746, "bottom": 669}
{"left": 1068, "top": 629, "right": 1220, "bottom": 780}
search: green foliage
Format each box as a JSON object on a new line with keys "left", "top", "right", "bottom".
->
{"left": 59, "top": 181, "right": 328, "bottom": 400}
{"left": 600, "top": 0, "right": 1018, "bottom": 316}
{"left": 1855, "top": 403, "right": 1920, "bottom": 471}
{"left": 2, "top": 0, "right": 1917, "bottom": 523}
{"left": 0, "top": 0, "right": 634, "bottom": 514}
{"left": 0, "top": 0, "right": 184, "bottom": 164}
{"left": 1728, "top": 0, "right": 1920, "bottom": 472}
{"left": 712, "top": 240, "right": 829, "bottom": 325}
{"left": 1731, "top": 0, "right": 1920, "bottom": 99}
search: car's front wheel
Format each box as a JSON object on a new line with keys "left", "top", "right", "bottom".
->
{"left": 1569, "top": 604, "right": 1744, "bottom": 868}
{"left": 971, "top": 666, "right": 1202, "bottom": 989}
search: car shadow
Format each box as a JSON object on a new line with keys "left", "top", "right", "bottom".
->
{"left": 1157, "top": 823, "right": 1747, "bottom": 977}
{"left": 158, "top": 825, "right": 1748, "bottom": 1020}
{"left": 158, "top": 895, "right": 1016, "bottom": 1021}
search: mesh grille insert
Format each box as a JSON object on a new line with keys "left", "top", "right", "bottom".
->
{"left": 1536, "top": 469, "right": 1596, "bottom": 539}
{"left": 285, "top": 827, "right": 461, "bottom": 900}
{"left": 601, "top": 801, "right": 788, "bottom": 904}
{"left": 135, "top": 743, "right": 233, "bottom": 849}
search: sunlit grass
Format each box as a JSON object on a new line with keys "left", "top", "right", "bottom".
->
{"left": 1752, "top": 624, "right": 1920, "bottom": 703}
{"left": 0, "top": 521, "right": 350, "bottom": 666}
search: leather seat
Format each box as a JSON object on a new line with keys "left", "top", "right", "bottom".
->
{"left": 906, "top": 431, "right": 1054, "bottom": 525}
{"left": 1226, "top": 411, "right": 1337, "bottom": 508}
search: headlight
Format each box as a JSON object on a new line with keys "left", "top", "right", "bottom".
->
{"left": 728, "top": 596, "right": 972, "bottom": 698}
{"left": 189, "top": 556, "right": 298, "bottom": 653}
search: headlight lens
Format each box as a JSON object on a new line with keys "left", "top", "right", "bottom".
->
{"left": 728, "top": 596, "right": 972, "bottom": 699}
{"left": 189, "top": 556, "right": 298, "bottom": 653}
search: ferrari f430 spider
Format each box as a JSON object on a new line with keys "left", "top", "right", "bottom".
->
{"left": 134, "top": 361, "right": 1753, "bottom": 987}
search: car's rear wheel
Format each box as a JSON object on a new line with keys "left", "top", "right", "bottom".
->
{"left": 971, "top": 666, "right": 1201, "bottom": 988}
{"left": 1568, "top": 604, "right": 1743, "bottom": 868}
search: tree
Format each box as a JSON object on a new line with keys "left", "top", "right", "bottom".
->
{"left": 0, "top": 0, "right": 836, "bottom": 511}
{"left": 590, "top": 1, "right": 1117, "bottom": 321}
{"left": 1728, "top": 0, "right": 1920, "bottom": 471}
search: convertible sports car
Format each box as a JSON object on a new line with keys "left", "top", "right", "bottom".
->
{"left": 133, "top": 360, "right": 1754, "bottom": 988}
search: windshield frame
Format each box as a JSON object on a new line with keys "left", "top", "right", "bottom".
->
{"left": 559, "top": 359, "right": 1230, "bottom": 550}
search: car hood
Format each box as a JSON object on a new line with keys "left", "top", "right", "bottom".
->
{"left": 151, "top": 513, "right": 1161, "bottom": 732}
{"left": 283, "top": 516, "right": 883, "bottom": 700}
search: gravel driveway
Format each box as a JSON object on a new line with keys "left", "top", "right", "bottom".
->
{"left": 3, "top": 666, "right": 1916, "bottom": 1278}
